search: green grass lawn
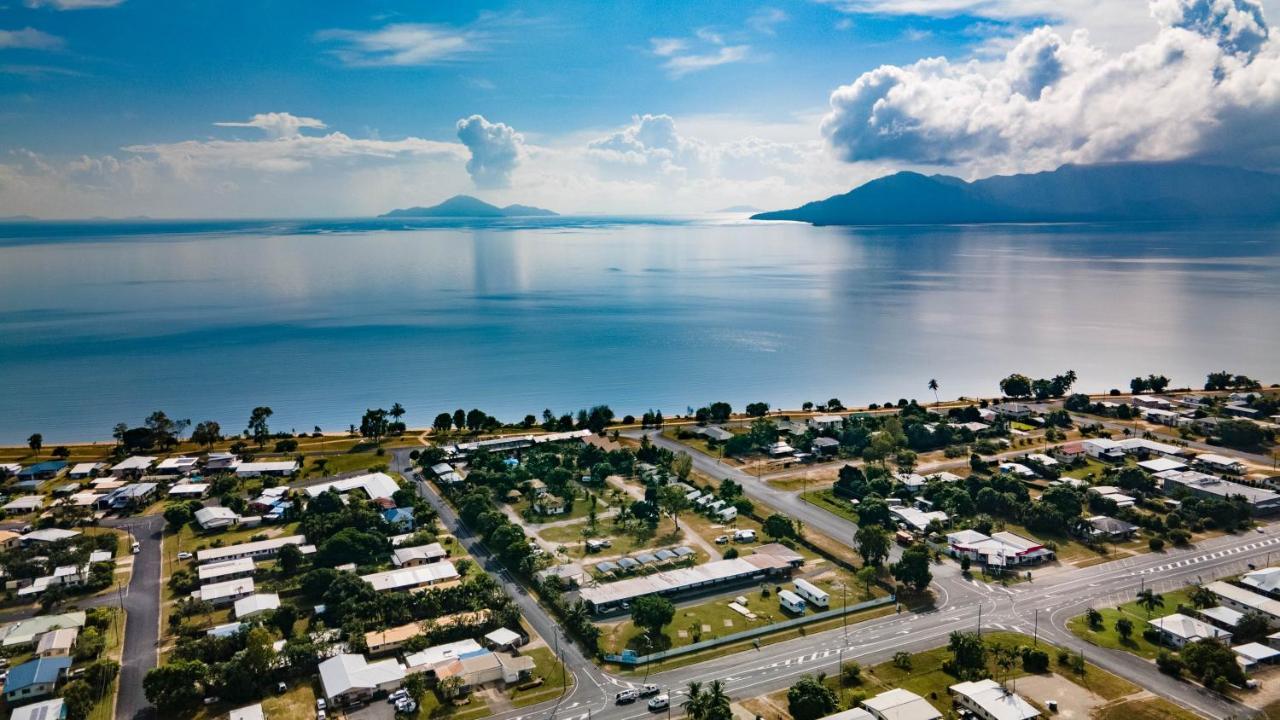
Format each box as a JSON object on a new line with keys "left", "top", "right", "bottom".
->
{"left": 541, "top": 518, "right": 682, "bottom": 560}
{"left": 857, "top": 631, "right": 1137, "bottom": 709}
{"left": 1067, "top": 589, "right": 1191, "bottom": 660}
{"left": 508, "top": 646, "right": 574, "bottom": 707}
{"left": 300, "top": 449, "right": 391, "bottom": 478}
{"left": 801, "top": 490, "right": 862, "bottom": 525}
{"left": 1095, "top": 697, "right": 1201, "bottom": 720}
{"left": 85, "top": 607, "right": 125, "bottom": 720}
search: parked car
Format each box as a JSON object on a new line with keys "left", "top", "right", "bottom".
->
{"left": 276, "top": 682, "right": 287, "bottom": 694}
{"left": 616, "top": 689, "right": 639, "bottom": 704}
{"left": 648, "top": 695, "right": 670, "bottom": 711}
{"left": 388, "top": 690, "right": 408, "bottom": 704}
{"left": 316, "top": 698, "right": 327, "bottom": 711}
{"left": 317, "top": 711, "right": 327, "bottom": 720}
{"left": 714, "top": 535, "right": 729, "bottom": 544}
{"left": 177, "top": 551, "right": 193, "bottom": 560}
{"left": 396, "top": 699, "right": 418, "bottom": 714}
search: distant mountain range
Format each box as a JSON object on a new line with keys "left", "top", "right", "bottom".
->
{"left": 751, "top": 162, "right": 1280, "bottom": 226}
{"left": 381, "top": 195, "right": 558, "bottom": 218}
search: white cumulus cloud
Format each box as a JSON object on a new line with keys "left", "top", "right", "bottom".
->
{"left": 820, "top": 0, "right": 1280, "bottom": 175}
{"left": 456, "top": 114, "right": 523, "bottom": 188}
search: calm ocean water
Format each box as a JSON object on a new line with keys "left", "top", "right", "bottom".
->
{"left": 0, "top": 216, "right": 1277, "bottom": 444}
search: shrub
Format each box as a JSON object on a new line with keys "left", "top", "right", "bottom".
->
{"left": 1149, "top": 537, "right": 1165, "bottom": 552}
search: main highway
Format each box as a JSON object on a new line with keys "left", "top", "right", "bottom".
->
{"left": 394, "top": 439, "right": 1275, "bottom": 720}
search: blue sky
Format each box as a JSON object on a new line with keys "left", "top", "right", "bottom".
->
{"left": 1, "top": 0, "right": 1278, "bottom": 217}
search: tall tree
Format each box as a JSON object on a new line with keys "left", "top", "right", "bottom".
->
{"left": 891, "top": 544, "right": 933, "bottom": 592}
{"left": 855, "top": 525, "right": 891, "bottom": 567}
{"left": 190, "top": 421, "right": 222, "bottom": 448}
{"left": 631, "top": 595, "right": 675, "bottom": 636}
{"left": 1136, "top": 588, "right": 1165, "bottom": 618}
{"left": 27, "top": 432, "right": 42, "bottom": 455}
{"left": 452, "top": 408, "right": 466, "bottom": 431}
{"left": 658, "top": 485, "right": 691, "bottom": 529}
{"left": 787, "top": 675, "right": 837, "bottom": 720}
{"left": 389, "top": 402, "right": 406, "bottom": 425}
{"left": 433, "top": 413, "right": 453, "bottom": 433}
{"left": 928, "top": 378, "right": 940, "bottom": 406}
{"left": 246, "top": 406, "right": 273, "bottom": 447}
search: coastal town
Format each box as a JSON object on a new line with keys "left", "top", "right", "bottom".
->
{"left": 0, "top": 372, "right": 1278, "bottom": 720}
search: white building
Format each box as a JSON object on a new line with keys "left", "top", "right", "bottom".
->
{"left": 1242, "top": 567, "right": 1280, "bottom": 596}
{"left": 68, "top": 463, "right": 101, "bottom": 479}
{"left": 234, "top": 593, "right": 280, "bottom": 619}
{"left": 1148, "top": 613, "right": 1232, "bottom": 648}
{"left": 196, "top": 578, "right": 255, "bottom": 606}
{"left": 949, "top": 679, "right": 1039, "bottom": 720}
{"left": 154, "top": 457, "right": 200, "bottom": 476}
{"left": 304, "top": 471, "right": 400, "bottom": 501}
{"left": 235, "top": 461, "right": 298, "bottom": 478}
{"left": 361, "top": 561, "right": 460, "bottom": 593}
{"left": 195, "top": 535, "right": 312, "bottom": 564}
{"left": 861, "top": 688, "right": 942, "bottom": 720}
{"left": 318, "top": 653, "right": 406, "bottom": 705}
{"left": 197, "top": 557, "right": 256, "bottom": 584}
{"left": 194, "top": 506, "right": 240, "bottom": 530}
{"left": 109, "top": 456, "right": 156, "bottom": 477}
{"left": 1208, "top": 581, "right": 1280, "bottom": 623}
{"left": 391, "top": 543, "right": 448, "bottom": 567}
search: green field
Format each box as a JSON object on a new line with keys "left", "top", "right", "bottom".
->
{"left": 1067, "top": 589, "right": 1191, "bottom": 660}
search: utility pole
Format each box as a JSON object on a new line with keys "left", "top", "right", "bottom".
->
{"left": 977, "top": 604, "right": 982, "bottom": 637}
{"left": 1033, "top": 609, "right": 1039, "bottom": 647}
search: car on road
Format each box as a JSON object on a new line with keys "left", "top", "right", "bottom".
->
{"left": 1259, "top": 527, "right": 1266, "bottom": 534}
{"left": 132, "top": 541, "right": 141, "bottom": 554}
{"left": 639, "top": 683, "right": 660, "bottom": 697}
{"left": 178, "top": 551, "right": 193, "bottom": 560}
{"left": 648, "top": 695, "right": 670, "bottom": 711}
{"left": 616, "top": 689, "right": 639, "bottom": 704}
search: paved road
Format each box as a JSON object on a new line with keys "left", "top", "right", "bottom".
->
{"left": 102, "top": 514, "right": 164, "bottom": 720}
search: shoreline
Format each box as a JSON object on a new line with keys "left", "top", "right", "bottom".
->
{"left": 0, "top": 385, "right": 1257, "bottom": 450}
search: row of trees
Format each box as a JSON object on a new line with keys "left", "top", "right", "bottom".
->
{"left": 998, "top": 370, "right": 1078, "bottom": 400}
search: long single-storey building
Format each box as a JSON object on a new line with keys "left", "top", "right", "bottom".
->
{"left": 579, "top": 554, "right": 795, "bottom": 615}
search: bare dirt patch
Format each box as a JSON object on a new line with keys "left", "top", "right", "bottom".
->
{"left": 1012, "top": 673, "right": 1107, "bottom": 719}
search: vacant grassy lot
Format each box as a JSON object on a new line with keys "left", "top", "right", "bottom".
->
{"left": 540, "top": 517, "right": 683, "bottom": 560}
{"left": 1068, "top": 589, "right": 1191, "bottom": 660}
{"left": 1095, "top": 697, "right": 1202, "bottom": 720}
{"left": 802, "top": 490, "right": 861, "bottom": 524}
{"left": 509, "top": 646, "right": 574, "bottom": 707}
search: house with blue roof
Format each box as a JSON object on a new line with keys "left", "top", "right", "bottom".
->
{"left": 4, "top": 656, "right": 70, "bottom": 703}
{"left": 16, "top": 462, "right": 66, "bottom": 482}
{"left": 382, "top": 507, "right": 415, "bottom": 532}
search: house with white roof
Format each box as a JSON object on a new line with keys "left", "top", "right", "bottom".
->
{"left": 361, "top": 562, "right": 459, "bottom": 593}
{"left": 197, "top": 557, "right": 256, "bottom": 584}
{"left": 167, "top": 482, "right": 209, "bottom": 499}
{"left": 1081, "top": 438, "right": 1125, "bottom": 462}
{"left": 234, "top": 461, "right": 298, "bottom": 478}
{"left": 68, "top": 462, "right": 101, "bottom": 479}
{"left": 195, "top": 578, "right": 255, "bottom": 606}
{"left": 391, "top": 543, "right": 448, "bottom": 567}
{"left": 1138, "top": 457, "right": 1186, "bottom": 474}
{"left": 194, "top": 506, "right": 240, "bottom": 531}
{"left": 998, "top": 462, "right": 1036, "bottom": 479}
{"left": 1241, "top": 567, "right": 1280, "bottom": 597}
{"left": 204, "top": 453, "right": 241, "bottom": 471}
{"left": 195, "top": 535, "right": 312, "bottom": 564}
{"left": 1149, "top": 613, "right": 1232, "bottom": 648}
{"left": 110, "top": 456, "right": 156, "bottom": 478}
{"left": 3, "top": 496, "right": 44, "bottom": 514}
{"left": 946, "top": 530, "right": 1054, "bottom": 568}
{"left": 809, "top": 414, "right": 845, "bottom": 430}
{"left": 318, "top": 653, "right": 406, "bottom": 705}
{"left": 1025, "top": 453, "right": 1058, "bottom": 467}
{"left": 861, "top": 688, "right": 942, "bottom": 720}
{"left": 304, "top": 471, "right": 400, "bottom": 501}
{"left": 234, "top": 593, "right": 280, "bottom": 619}
{"left": 154, "top": 457, "right": 200, "bottom": 477}
{"left": 891, "top": 506, "right": 948, "bottom": 534}
{"left": 949, "top": 679, "right": 1039, "bottom": 720}
{"left": 1208, "top": 581, "right": 1280, "bottom": 623}
{"left": 1196, "top": 453, "right": 1247, "bottom": 475}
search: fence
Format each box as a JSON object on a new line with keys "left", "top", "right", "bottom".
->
{"left": 602, "top": 594, "right": 896, "bottom": 666}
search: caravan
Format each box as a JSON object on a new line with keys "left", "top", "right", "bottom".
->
{"left": 793, "top": 578, "right": 830, "bottom": 608}
{"left": 778, "top": 589, "right": 807, "bottom": 614}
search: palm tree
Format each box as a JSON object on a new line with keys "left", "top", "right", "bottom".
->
{"left": 1188, "top": 585, "right": 1217, "bottom": 609}
{"left": 705, "top": 680, "right": 731, "bottom": 720}
{"left": 928, "top": 379, "right": 940, "bottom": 407}
{"left": 682, "top": 681, "right": 706, "bottom": 720}
{"left": 390, "top": 402, "right": 406, "bottom": 425}
{"left": 1136, "top": 588, "right": 1165, "bottom": 618}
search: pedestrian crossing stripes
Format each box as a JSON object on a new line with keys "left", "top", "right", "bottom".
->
{"left": 1137, "top": 537, "right": 1280, "bottom": 575}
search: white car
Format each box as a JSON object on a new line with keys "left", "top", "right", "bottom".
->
{"left": 648, "top": 695, "right": 670, "bottom": 711}
{"left": 388, "top": 689, "right": 408, "bottom": 703}
{"left": 396, "top": 699, "right": 418, "bottom": 714}
{"left": 615, "top": 689, "right": 639, "bottom": 704}
{"left": 177, "top": 551, "right": 193, "bottom": 560}
{"left": 640, "top": 683, "right": 660, "bottom": 697}
{"left": 315, "top": 698, "right": 327, "bottom": 711}
{"left": 714, "top": 535, "right": 729, "bottom": 544}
